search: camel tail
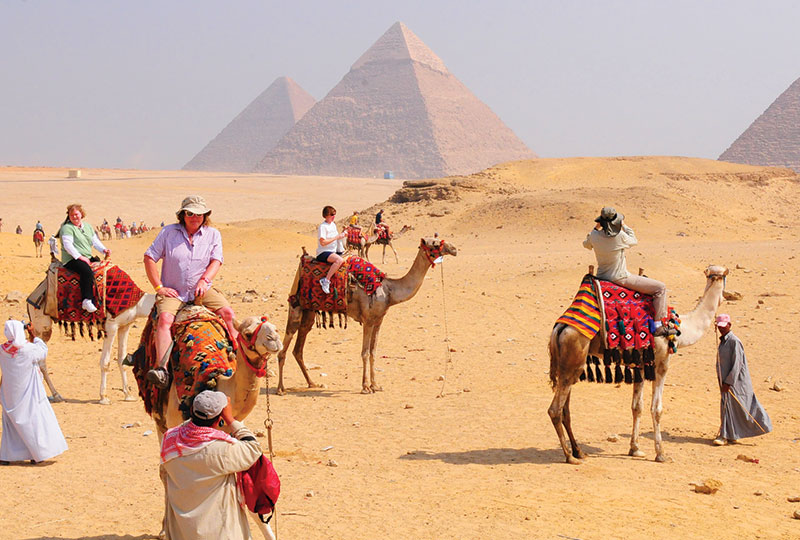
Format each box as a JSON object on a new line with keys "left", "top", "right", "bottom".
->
{"left": 548, "top": 323, "right": 566, "bottom": 389}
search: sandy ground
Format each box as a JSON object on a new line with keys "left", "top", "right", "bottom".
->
{"left": 1, "top": 158, "right": 799, "bottom": 540}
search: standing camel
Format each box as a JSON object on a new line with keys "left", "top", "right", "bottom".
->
{"left": 548, "top": 265, "right": 728, "bottom": 464}
{"left": 278, "top": 237, "right": 457, "bottom": 394}
{"left": 344, "top": 226, "right": 367, "bottom": 257}
{"left": 28, "top": 288, "right": 156, "bottom": 404}
{"left": 33, "top": 229, "right": 45, "bottom": 258}
{"left": 364, "top": 224, "right": 412, "bottom": 264}
{"left": 140, "top": 314, "right": 282, "bottom": 540}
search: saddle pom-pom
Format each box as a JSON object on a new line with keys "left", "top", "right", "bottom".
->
{"left": 604, "top": 365, "right": 613, "bottom": 383}
{"left": 622, "top": 349, "right": 632, "bottom": 365}
{"left": 644, "top": 364, "right": 655, "bottom": 381}
{"left": 631, "top": 349, "right": 641, "bottom": 366}
{"left": 579, "top": 370, "right": 587, "bottom": 381}
{"left": 586, "top": 360, "right": 595, "bottom": 382}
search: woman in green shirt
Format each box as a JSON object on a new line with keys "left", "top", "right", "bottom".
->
{"left": 58, "top": 204, "right": 110, "bottom": 313}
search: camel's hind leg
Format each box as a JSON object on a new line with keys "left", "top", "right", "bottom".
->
{"left": 98, "top": 322, "right": 118, "bottom": 404}
{"left": 277, "top": 309, "right": 320, "bottom": 395}
{"left": 389, "top": 242, "right": 399, "bottom": 264}
{"left": 651, "top": 356, "right": 671, "bottom": 462}
{"left": 359, "top": 322, "right": 375, "bottom": 394}
{"left": 548, "top": 383, "right": 581, "bottom": 464}
{"left": 117, "top": 323, "right": 136, "bottom": 401}
{"left": 561, "top": 391, "right": 585, "bottom": 459}
{"left": 628, "top": 380, "right": 646, "bottom": 457}
{"left": 367, "top": 321, "right": 383, "bottom": 392}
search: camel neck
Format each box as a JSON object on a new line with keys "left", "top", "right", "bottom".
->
{"left": 676, "top": 278, "right": 725, "bottom": 348}
{"left": 384, "top": 248, "right": 431, "bottom": 305}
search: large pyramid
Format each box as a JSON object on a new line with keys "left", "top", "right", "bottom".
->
{"left": 719, "top": 76, "right": 800, "bottom": 172}
{"left": 183, "top": 77, "right": 316, "bottom": 172}
{"left": 254, "top": 22, "right": 535, "bottom": 179}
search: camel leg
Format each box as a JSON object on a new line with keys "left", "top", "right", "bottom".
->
{"left": 360, "top": 323, "right": 375, "bottom": 394}
{"left": 628, "top": 380, "right": 646, "bottom": 457}
{"left": 651, "top": 360, "right": 670, "bottom": 463}
{"left": 277, "top": 307, "right": 301, "bottom": 395}
{"left": 98, "top": 322, "right": 118, "bottom": 405}
{"left": 38, "top": 358, "right": 64, "bottom": 403}
{"left": 117, "top": 323, "right": 137, "bottom": 401}
{"left": 381, "top": 244, "right": 386, "bottom": 264}
{"left": 367, "top": 321, "right": 383, "bottom": 392}
{"left": 561, "top": 390, "right": 585, "bottom": 460}
{"left": 548, "top": 382, "right": 581, "bottom": 464}
{"left": 284, "top": 310, "right": 320, "bottom": 394}
{"left": 389, "top": 242, "right": 399, "bottom": 264}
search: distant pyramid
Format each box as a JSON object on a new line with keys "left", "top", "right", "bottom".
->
{"left": 254, "top": 22, "right": 535, "bottom": 179}
{"left": 719, "top": 77, "right": 800, "bottom": 172}
{"left": 184, "top": 77, "right": 316, "bottom": 172}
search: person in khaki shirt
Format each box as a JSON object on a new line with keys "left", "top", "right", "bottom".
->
{"left": 160, "top": 391, "right": 261, "bottom": 540}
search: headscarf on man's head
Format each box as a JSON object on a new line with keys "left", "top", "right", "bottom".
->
{"left": 3, "top": 320, "right": 26, "bottom": 355}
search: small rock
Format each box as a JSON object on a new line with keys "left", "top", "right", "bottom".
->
{"left": 735, "top": 264, "right": 747, "bottom": 270}
{"left": 449, "top": 347, "right": 457, "bottom": 352}
{"left": 436, "top": 375, "right": 445, "bottom": 381}
{"left": 771, "top": 382, "right": 785, "bottom": 392}
{"left": 241, "top": 293, "right": 256, "bottom": 303}
{"left": 607, "top": 434, "right": 619, "bottom": 443}
{"left": 463, "top": 388, "right": 471, "bottom": 392}
{"left": 496, "top": 350, "right": 503, "bottom": 354}
{"left": 754, "top": 491, "right": 763, "bottom": 496}
{"left": 676, "top": 231, "right": 687, "bottom": 237}
{"left": 305, "top": 490, "right": 315, "bottom": 498}
{"left": 736, "top": 454, "right": 759, "bottom": 464}
{"left": 690, "top": 479, "right": 722, "bottom": 494}
{"left": 255, "top": 430, "right": 266, "bottom": 438}
{"left": 327, "top": 459, "right": 338, "bottom": 467}
{"left": 404, "top": 404, "right": 414, "bottom": 409}
{"left": 794, "top": 509, "right": 800, "bottom": 520}
{"left": 352, "top": 422, "right": 360, "bottom": 427}
{"left": 723, "top": 291, "right": 743, "bottom": 301}
{"left": 757, "top": 299, "right": 764, "bottom": 305}
{"left": 142, "top": 430, "right": 153, "bottom": 437}
{"left": 786, "top": 496, "right": 800, "bottom": 502}
{"left": 406, "top": 450, "right": 417, "bottom": 455}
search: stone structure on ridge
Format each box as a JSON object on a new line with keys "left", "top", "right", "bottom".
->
{"left": 719, "top": 76, "right": 800, "bottom": 172}
{"left": 254, "top": 22, "right": 535, "bottom": 179}
{"left": 184, "top": 76, "right": 316, "bottom": 172}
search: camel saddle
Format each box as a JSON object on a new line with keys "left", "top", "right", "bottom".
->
{"left": 132, "top": 305, "right": 236, "bottom": 417}
{"left": 346, "top": 226, "right": 364, "bottom": 245}
{"left": 374, "top": 224, "right": 392, "bottom": 240}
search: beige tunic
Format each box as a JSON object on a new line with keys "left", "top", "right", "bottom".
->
{"left": 583, "top": 224, "right": 637, "bottom": 281}
{"left": 161, "top": 421, "right": 261, "bottom": 540}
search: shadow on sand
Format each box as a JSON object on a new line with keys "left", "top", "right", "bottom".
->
{"left": 399, "top": 444, "right": 604, "bottom": 466}
{"left": 23, "top": 535, "right": 158, "bottom": 540}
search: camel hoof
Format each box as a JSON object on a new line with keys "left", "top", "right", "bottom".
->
{"left": 654, "top": 454, "right": 672, "bottom": 463}
{"left": 49, "top": 394, "right": 65, "bottom": 403}
{"left": 629, "top": 449, "right": 646, "bottom": 458}
{"left": 361, "top": 387, "right": 373, "bottom": 394}
{"left": 370, "top": 385, "right": 383, "bottom": 392}
{"left": 276, "top": 388, "right": 286, "bottom": 396}
{"left": 309, "top": 382, "right": 323, "bottom": 389}
{"left": 98, "top": 397, "right": 111, "bottom": 405}
{"left": 566, "top": 455, "right": 582, "bottom": 465}
{"left": 123, "top": 395, "right": 137, "bottom": 402}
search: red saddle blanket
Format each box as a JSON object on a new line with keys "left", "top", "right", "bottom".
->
{"left": 56, "top": 261, "right": 144, "bottom": 322}
{"left": 346, "top": 226, "right": 364, "bottom": 245}
{"left": 291, "top": 256, "right": 349, "bottom": 313}
{"left": 132, "top": 307, "right": 235, "bottom": 416}
{"left": 374, "top": 224, "right": 391, "bottom": 240}
{"left": 597, "top": 280, "right": 655, "bottom": 350}
{"left": 347, "top": 256, "right": 385, "bottom": 295}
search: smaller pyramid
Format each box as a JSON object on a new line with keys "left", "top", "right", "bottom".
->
{"left": 719, "top": 77, "right": 800, "bottom": 172}
{"left": 183, "top": 77, "right": 316, "bottom": 172}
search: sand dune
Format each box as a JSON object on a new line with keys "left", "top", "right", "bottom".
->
{"left": 1, "top": 158, "right": 799, "bottom": 539}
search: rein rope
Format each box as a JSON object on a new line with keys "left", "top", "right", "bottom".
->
{"left": 253, "top": 316, "right": 278, "bottom": 538}
{"left": 436, "top": 257, "right": 454, "bottom": 398}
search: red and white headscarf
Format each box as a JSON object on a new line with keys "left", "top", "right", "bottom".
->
{"left": 2, "top": 320, "right": 26, "bottom": 356}
{"left": 160, "top": 420, "right": 235, "bottom": 463}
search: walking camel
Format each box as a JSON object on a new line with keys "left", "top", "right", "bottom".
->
{"left": 277, "top": 237, "right": 457, "bottom": 394}
{"left": 138, "top": 312, "right": 282, "bottom": 540}
{"left": 27, "top": 285, "right": 156, "bottom": 404}
{"left": 33, "top": 229, "right": 45, "bottom": 258}
{"left": 364, "top": 224, "right": 412, "bottom": 264}
{"left": 548, "top": 265, "right": 728, "bottom": 464}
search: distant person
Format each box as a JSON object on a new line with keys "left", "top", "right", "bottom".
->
{"left": 317, "top": 205, "right": 346, "bottom": 294}
{"left": 35, "top": 221, "right": 43, "bottom": 232}
{"left": 375, "top": 209, "right": 384, "bottom": 225}
{"left": 48, "top": 234, "right": 60, "bottom": 262}
{"left": 0, "top": 217, "right": 3, "bottom": 232}
{"left": 0, "top": 320, "right": 68, "bottom": 465}
{"left": 116, "top": 216, "right": 121, "bottom": 224}
{"left": 58, "top": 203, "right": 111, "bottom": 313}
{"left": 713, "top": 314, "right": 772, "bottom": 446}
{"left": 15, "top": 225, "right": 22, "bottom": 235}
{"left": 349, "top": 211, "right": 359, "bottom": 227}
{"left": 160, "top": 390, "right": 261, "bottom": 539}
{"left": 583, "top": 207, "right": 673, "bottom": 336}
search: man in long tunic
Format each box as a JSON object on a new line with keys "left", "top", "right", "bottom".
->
{"left": 713, "top": 314, "right": 772, "bottom": 446}
{"left": 0, "top": 320, "right": 68, "bottom": 464}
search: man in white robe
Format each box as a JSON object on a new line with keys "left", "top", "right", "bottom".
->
{"left": 0, "top": 320, "right": 68, "bottom": 464}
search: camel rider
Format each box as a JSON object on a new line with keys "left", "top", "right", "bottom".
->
{"left": 317, "top": 205, "right": 346, "bottom": 295}
{"left": 349, "top": 211, "right": 359, "bottom": 227}
{"left": 144, "top": 195, "right": 239, "bottom": 389}
{"left": 35, "top": 221, "right": 43, "bottom": 232}
{"left": 583, "top": 207, "right": 675, "bottom": 337}
{"left": 58, "top": 204, "right": 111, "bottom": 314}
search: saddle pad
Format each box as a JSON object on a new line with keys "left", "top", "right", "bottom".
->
{"left": 291, "top": 256, "right": 348, "bottom": 313}
{"left": 56, "top": 266, "right": 106, "bottom": 323}
{"left": 597, "top": 280, "right": 655, "bottom": 350}
{"left": 55, "top": 262, "right": 145, "bottom": 322}
{"left": 132, "top": 308, "right": 165, "bottom": 415}
{"left": 347, "top": 256, "right": 385, "bottom": 295}
{"left": 346, "top": 226, "right": 364, "bottom": 245}
{"left": 171, "top": 309, "right": 236, "bottom": 414}
{"left": 375, "top": 224, "right": 391, "bottom": 240}
{"left": 100, "top": 264, "right": 145, "bottom": 317}
{"left": 555, "top": 275, "right": 602, "bottom": 339}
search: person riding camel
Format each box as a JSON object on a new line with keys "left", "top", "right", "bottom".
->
{"left": 144, "top": 195, "right": 239, "bottom": 389}
{"left": 375, "top": 208, "right": 391, "bottom": 239}
{"left": 583, "top": 206, "right": 675, "bottom": 337}
{"left": 58, "top": 204, "right": 111, "bottom": 314}
{"left": 317, "top": 205, "right": 346, "bottom": 295}
{"left": 349, "top": 211, "right": 359, "bottom": 227}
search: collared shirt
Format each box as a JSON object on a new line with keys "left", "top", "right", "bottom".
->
{"left": 145, "top": 224, "right": 223, "bottom": 302}
{"left": 582, "top": 224, "right": 638, "bottom": 281}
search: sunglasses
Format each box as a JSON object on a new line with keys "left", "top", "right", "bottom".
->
{"left": 184, "top": 211, "right": 203, "bottom": 217}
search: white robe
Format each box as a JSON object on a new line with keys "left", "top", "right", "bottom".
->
{"left": 0, "top": 338, "right": 68, "bottom": 462}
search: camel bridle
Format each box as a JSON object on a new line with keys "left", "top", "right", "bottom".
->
{"left": 236, "top": 316, "right": 273, "bottom": 378}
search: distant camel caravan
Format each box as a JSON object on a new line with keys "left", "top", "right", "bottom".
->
{"left": 548, "top": 265, "right": 728, "bottom": 464}
{"left": 278, "top": 236, "right": 457, "bottom": 394}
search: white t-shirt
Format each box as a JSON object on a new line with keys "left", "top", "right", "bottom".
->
{"left": 317, "top": 221, "right": 341, "bottom": 256}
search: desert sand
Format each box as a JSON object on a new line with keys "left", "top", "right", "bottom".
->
{"left": 1, "top": 158, "right": 799, "bottom": 540}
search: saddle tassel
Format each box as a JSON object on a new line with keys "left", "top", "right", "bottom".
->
{"left": 614, "top": 362, "right": 623, "bottom": 384}
{"left": 585, "top": 356, "right": 594, "bottom": 382}
{"left": 70, "top": 321, "right": 76, "bottom": 341}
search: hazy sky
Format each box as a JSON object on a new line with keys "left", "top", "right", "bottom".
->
{"left": 1, "top": 1, "right": 798, "bottom": 170}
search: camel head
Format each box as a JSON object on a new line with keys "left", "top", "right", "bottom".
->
{"left": 237, "top": 316, "right": 283, "bottom": 363}
{"left": 420, "top": 237, "right": 458, "bottom": 264}
{"left": 703, "top": 264, "right": 729, "bottom": 307}
{"left": 26, "top": 302, "right": 53, "bottom": 342}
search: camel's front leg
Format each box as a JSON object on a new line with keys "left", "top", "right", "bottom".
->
{"left": 98, "top": 322, "right": 118, "bottom": 405}
{"left": 651, "top": 369, "right": 670, "bottom": 462}
{"left": 38, "top": 358, "right": 64, "bottom": 403}
{"left": 548, "top": 383, "right": 581, "bottom": 464}
{"left": 628, "top": 380, "right": 646, "bottom": 457}
{"left": 360, "top": 323, "right": 374, "bottom": 393}
{"left": 389, "top": 242, "right": 399, "bottom": 264}
{"left": 381, "top": 244, "right": 387, "bottom": 264}
{"left": 117, "top": 323, "right": 136, "bottom": 401}
{"left": 367, "top": 322, "right": 383, "bottom": 392}
{"left": 287, "top": 310, "right": 321, "bottom": 394}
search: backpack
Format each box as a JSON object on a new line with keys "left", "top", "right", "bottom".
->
{"left": 238, "top": 454, "right": 281, "bottom": 523}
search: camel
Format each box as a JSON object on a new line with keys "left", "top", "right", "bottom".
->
{"left": 277, "top": 237, "right": 457, "bottom": 395}
{"left": 96, "top": 223, "right": 112, "bottom": 241}
{"left": 547, "top": 265, "right": 728, "bottom": 464}
{"left": 344, "top": 226, "right": 367, "bottom": 257}
{"left": 27, "top": 285, "right": 157, "bottom": 404}
{"left": 144, "top": 313, "right": 283, "bottom": 540}
{"left": 364, "top": 224, "right": 412, "bottom": 264}
{"left": 33, "top": 229, "right": 45, "bottom": 258}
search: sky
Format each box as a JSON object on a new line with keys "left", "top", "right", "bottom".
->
{"left": 1, "top": 0, "right": 798, "bottom": 170}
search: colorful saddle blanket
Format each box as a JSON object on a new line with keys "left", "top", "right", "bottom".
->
{"left": 290, "top": 256, "right": 349, "bottom": 313}
{"left": 347, "top": 256, "right": 385, "bottom": 295}
{"left": 56, "top": 261, "right": 145, "bottom": 323}
{"left": 346, "top": 226, "right": 364, "bottom": 245}
{"left": 598, "top": 280, "right": 655, "bottom": 350}
{"left": 132, "top": 306, "right": 235, "bottom": 416}
{"left": 375, "top": 224, "right": 392, "bottom": 241}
